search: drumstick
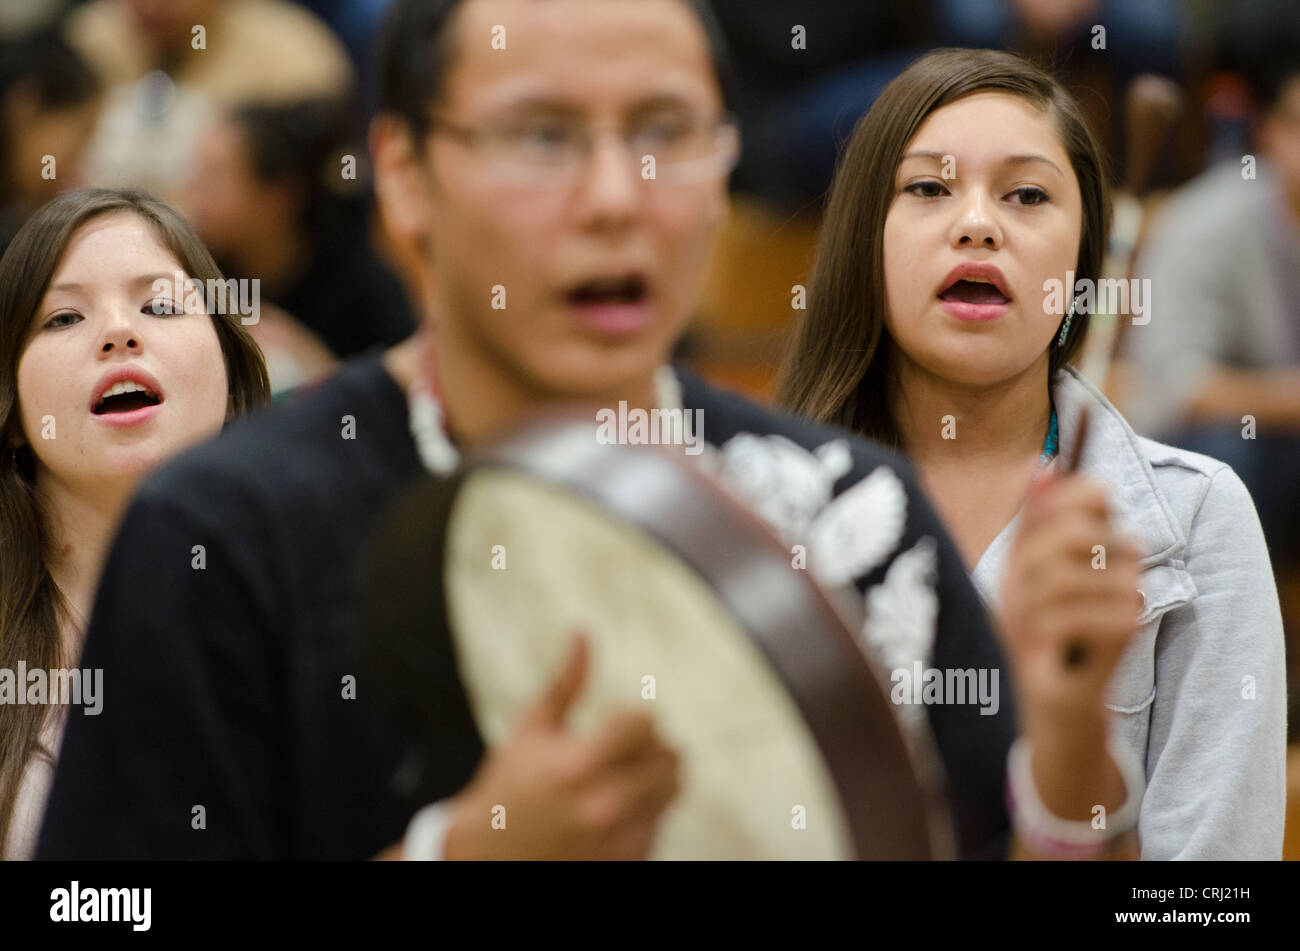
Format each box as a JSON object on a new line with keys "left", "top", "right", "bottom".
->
{"left": 1063, "top": 406, "right": 1090, "bottom": 474}
{"left": 1061, "top": 407, "right": 1090, "bottom": 669}
{"left": 1068, "top": 198, "right": 1138, "bottom": 670}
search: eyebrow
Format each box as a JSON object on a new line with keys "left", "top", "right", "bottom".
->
{"left": 487, "top": 92, "right": 702, "bottom": 119}
{"left": 48, "top": 272, "right": 182, "bottom": 295}
{"left": 626, "top": 94, "right": 700, "bottom": 116}
{"left": 1004, "top": 154, "right": 1065, "bottom": 176}
{"left": 899, "top": 150, "right": 1065, "bottom": 177}
{"left": 486, "top": 96, "right": 583, "bottom": 119}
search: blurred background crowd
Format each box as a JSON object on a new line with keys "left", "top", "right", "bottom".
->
{"left": 0, "top": 0, "right": 1297, "bottom": 856}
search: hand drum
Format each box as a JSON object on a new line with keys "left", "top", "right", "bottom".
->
{"left": 363, "top": 416, "right": 954, "bottom": 859}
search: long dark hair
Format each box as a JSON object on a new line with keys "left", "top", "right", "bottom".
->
{"left": 0, "top": 188, "right": 269, "bottom": 850}
{"left": 776, "top": 48, "right": 1111, "bottom": 447}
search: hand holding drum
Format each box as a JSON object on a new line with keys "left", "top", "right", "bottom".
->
{"left": 444, "top": 635, "right": 682, "bottom": 861}
{"left": 363, "top": 416, "right": 952, "bottom": 860}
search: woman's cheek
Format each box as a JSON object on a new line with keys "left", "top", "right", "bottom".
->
{"left": 179, "top": 329, "right": 231, "bottom": 430}
{"left": 16, "top": 356, "right": 57, "bottom": 437}
{"left": 884, "top": 266, "right": 921, "bottom": 336}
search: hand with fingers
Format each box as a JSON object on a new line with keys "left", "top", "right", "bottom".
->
{"left": 998, "top": 464, "right": 1146, "bottom": 857}
{"left": 441, "top": 635, "right": 682, "bottom": 860}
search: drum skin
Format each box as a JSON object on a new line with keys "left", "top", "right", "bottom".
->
{"left": 447, "top": 471, "right": 851, "bottom": 859}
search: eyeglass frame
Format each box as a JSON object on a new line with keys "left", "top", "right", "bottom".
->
{"left": 424, "top": 109, "right": 743, "bottom": 187}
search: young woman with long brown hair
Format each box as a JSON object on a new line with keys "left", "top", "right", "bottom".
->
{"left": 779, "top": 48, "right": 1286, "bottom": 858}
{"left": 0, "top": 188, "right": 268, "bottom": 858}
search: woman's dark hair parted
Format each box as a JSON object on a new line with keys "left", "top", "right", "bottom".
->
{"left": 0, "top": 188, "right": 270, "bottom": 850}
{"left": 776, "top": 48, "right": 1112, "bottom": 447}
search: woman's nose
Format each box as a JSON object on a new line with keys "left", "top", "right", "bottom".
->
{"left": 98, "top": 310, "right": 142, "bottom": 355}
{"left": 949, "top": 195, "right": 1003, "bottom": 249}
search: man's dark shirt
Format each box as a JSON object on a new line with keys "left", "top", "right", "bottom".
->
{"left": 36, "top": 354, "right": 1015, "bottom": 860}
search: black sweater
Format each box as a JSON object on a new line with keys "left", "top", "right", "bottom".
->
{"left": 36, "top": 354, "right": 1014, "bottom": 860}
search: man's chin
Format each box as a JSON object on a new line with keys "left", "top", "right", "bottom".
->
{"left": 521, "top": 348, "right": 669, "bottom": 404}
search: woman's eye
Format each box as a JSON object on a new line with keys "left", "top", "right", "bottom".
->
{"left": 1009, "top": 186, "right": 1049, "bottom": 206}
{"left": 146, "top": 300, "right": 182, "bottom": 316}
{"left": 44, "top": 311, "right": 82, "bottom": 329}
{"left": 903, "top": 180, "right": 948, "bottom": 199}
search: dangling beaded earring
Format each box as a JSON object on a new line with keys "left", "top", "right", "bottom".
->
{"left": 1056, "top": 296, "right": 1078, "bottom": 349}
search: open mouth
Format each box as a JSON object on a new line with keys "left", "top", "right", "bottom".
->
{"left": 566, "top": 274, "right": 648, "bottom": 306}
{"left": 565, "top": 274, "right": 651, "bottom": 334}
{"left": 92, "top": 381, "right": 162, "bottom": 416}
{"left": 938, "top": 278, "right": 1011, "bottom": 307}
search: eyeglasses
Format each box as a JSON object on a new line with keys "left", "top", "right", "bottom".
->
{"left": 427, "top": 111, "right": 741, "bottom": 187}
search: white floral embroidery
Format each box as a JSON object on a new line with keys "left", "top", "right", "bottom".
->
{"left": 806, "top": 466, "right": 908, "bottom": 588}
{"left": 711, "top": 433, "right": 908, "bottom": 591}
{"left": 860, "top": 536, "right": 939, "bottom": 674}
{"left": 711, "top": 434, "right": 852, "bottom": 541}
{"left": 858, "top": 537, "right": 939, "bottom": 732}
{"left": 710, "top": 432, "right": 944, "bottom": 740}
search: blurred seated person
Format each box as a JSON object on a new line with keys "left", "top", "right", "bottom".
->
{"left": 66, "top": 0, "right": 353, "bottom": 201}
{"left": 184, "top": 98, "right": 416, "bottom": 386}
{"left": 0, "top": 29, "right": 100, "bottom": 254}
{"left": 1123, "top": 55, "right": 1300, "bottom": 646}
{"left": 709, "top": 0, "right": 926, "bottom": 210}
{"left": 935, "top": 0, "right": 1185, "bottom": 80}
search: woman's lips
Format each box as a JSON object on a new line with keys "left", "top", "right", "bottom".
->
{"left": 91, "top": 403, "right": 162, "bottom": 428}
{"left": 938, "top": 280, "right": 1012, "bottom": 322}
{"left": 88, "top": 366, "right": 165, "bottom": 412}
{"left": 939, "top": 298, "right": 1011, "bottom": 321}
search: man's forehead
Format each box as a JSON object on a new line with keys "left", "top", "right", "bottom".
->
{"left": 444, "top": 0, "right": 719, "bottom": 114}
